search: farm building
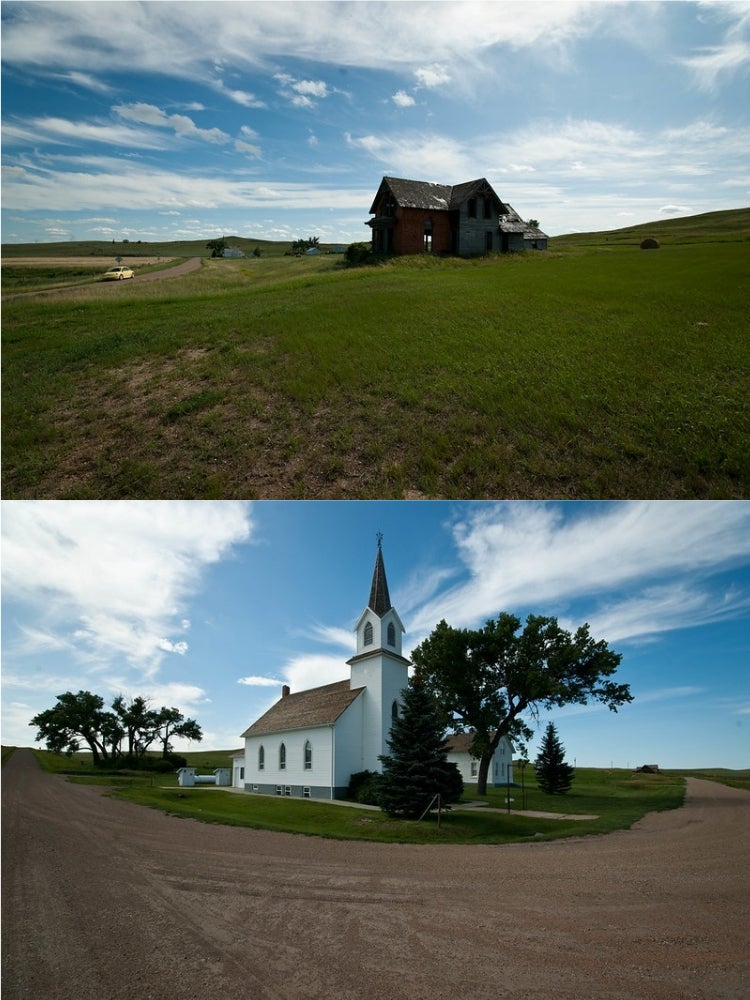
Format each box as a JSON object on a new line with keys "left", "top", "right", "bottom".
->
{"left": 236, "top": 540, "right": 513, "bottom": 799}
{"left": 366, "top": 176, "right": 547, "bottom": 256}
{"left": 445, "top": 733, "right": 514, "bottom": 787}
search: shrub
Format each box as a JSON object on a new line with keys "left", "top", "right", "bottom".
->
{"left": 640, "top": 237, "right": 660, "bottom": 250}
{"left": 347, "top": 769, "right": 382, "bottom": 805}
{"left": 344, "top": 242, "right": 373, "bottom": 266}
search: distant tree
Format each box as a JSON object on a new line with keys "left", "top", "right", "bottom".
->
{"left": 206, "top": 238, "right": 227, "bottom": 258}
{"left": 111, "top": 695, "right": 159, "bottom": 762}
{"left": 30, "top": 690, "right": 119, "bottom": 765}
{"left": 534, "top": 722, "right": 574, "bottom": 794}
{"left": 253, "top": 247, "right": 262, "bottom": 257}
{"left": 31, "top": 691, "right": 203, "bottom": 767}
{"left": 527, "top": 219, "right": 539, "bottom": 228}
{"left": 378, "top": 673, "right": 463, "bottom": 818}
{"left": 412, "top": 614, "right": 629, "bottom": 795}
{"left": 153, "top": 706, "right": 203, "bottom": 758}
{"left": 291, "top": 236, "right": 320, "bottom": 254}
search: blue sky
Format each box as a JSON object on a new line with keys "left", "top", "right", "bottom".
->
{"left": 2, "top": 1, "right": 749, "bottom": 245}
{"left": 2, "top": 500, "right": 749, "bottom": 770}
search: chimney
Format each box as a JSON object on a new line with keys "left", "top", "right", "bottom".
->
{"left": 282, "top": 684, "right": 290, "bottom": 699}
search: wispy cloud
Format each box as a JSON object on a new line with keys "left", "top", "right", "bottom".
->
{"left": 238, "top": 676, "right": 284, "bottom": 688}
{"left": 0, "top": 2, "right": 620, "bottom": 82}
{"left": 113, "top": 103, "right": 230, "bottom": 144}
{"left": 409, "top": 502, "right": 750, "bottom": 640}
{"left": 1, "top": 501, "right": 254, "bottom": 678}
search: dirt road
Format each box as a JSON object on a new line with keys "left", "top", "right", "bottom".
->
{"left": 2, "top": 256, "right": 202, "bottom": 300}
{"left": 2, "top": 749, "right": 748, "bottom": 999}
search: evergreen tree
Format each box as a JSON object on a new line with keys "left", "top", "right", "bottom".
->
{"left": 534, "top": 722, "right": 574, "bottom": 795}
{"left": 378, "top": 674, "right": 463, "bottom": 818}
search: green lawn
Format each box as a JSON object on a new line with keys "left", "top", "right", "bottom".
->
{"left": 3, "top": 210, "right": 748, "bottom": 498}
{"left": 15, "top": 748, "right": 692, "bottom": 845}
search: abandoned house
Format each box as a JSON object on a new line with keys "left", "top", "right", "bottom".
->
{"left": 366, "top": 176, "right": 548, "bottom": 256}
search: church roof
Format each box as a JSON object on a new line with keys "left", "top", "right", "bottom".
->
{"left": 368, "top": 539, "right": 392, "bottom": 616}
{"left": 240, "top": 679, "right": 363, "bottom": 738}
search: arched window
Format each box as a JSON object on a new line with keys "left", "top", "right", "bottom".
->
{"left": 279, "top": 742, "right": 286, "bottom": 770}
{"left": 258, "top": 745, "right": 265, "bottom": 771}
{"left": 387, "top": 621, "right": 396, "bottom": 646}
{"left": 364, "top": 621, "right": 374, "bottom": 646}
{"left": 304, "top": 740, "right": 312, "bottom": 770}
{"left": 391, "top": 700, "right": 399, "bottom": 722}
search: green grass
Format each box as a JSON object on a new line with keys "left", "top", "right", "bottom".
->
{"left": 17, "top": 748, "right": 690, "bottom": 844}
{"left": 3, "top": 210, "right": 748, "bottom": 498}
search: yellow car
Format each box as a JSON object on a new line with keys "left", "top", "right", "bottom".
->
{"left": 103, "top": 265, "right": 134, "bottom": 280}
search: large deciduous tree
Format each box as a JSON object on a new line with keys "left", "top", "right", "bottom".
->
{"left": 30, "top": 690, "right": 120, "bottom": 765}
{"left": 378, "top": 674, "right": 463, "bottom": 818}
{"left": 412, "top": 614, "right": 631, "bottom": 795}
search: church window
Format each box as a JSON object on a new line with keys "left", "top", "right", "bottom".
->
{"left": 279, "top": 742, "right": 286, "bottom": 769}
{"left": 391, "top": 700, "right": 399, "bottom": 722}
{"left": 471, "top": 760, "right": 478, "bottom": 777}
{"left": 364, "top": 621, "right": 374, "bottom": 646}
{"left": 258, "top": 745, "right": 265, "bottom": 770}
{"left": 387, "top": 621, "right": 396, "bottom": 646}
{"left": 304, "top": 740, "right": 312, "bottom": 770}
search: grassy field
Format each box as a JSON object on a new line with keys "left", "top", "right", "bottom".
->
{"left": 3, "top": 209, "right": 748, "bottom": 498}
{"left": 13, "top": 747, "right": 693, "bottom": 845}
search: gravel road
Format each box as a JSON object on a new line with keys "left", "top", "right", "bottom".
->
{"left": 2, "top": 749, "right": 748, "bottom": 1000}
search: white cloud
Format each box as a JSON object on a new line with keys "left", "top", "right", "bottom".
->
{"left": 283, "top": 653, "right": 348, "bottom": 693}
{"left": 414, "top": 64, "right": 452, "bottom": 88}
{"left": 2, "top": 115, "right": 173, "bottom": 150}
{"left": 0, "top": 156, "right": 374, "bottom": 214}
{"left": 113, "top": 103, "right": 230, "bottom": 144}
{"left": 392, "top": 90, "right": 416, "bottom": 108}
{"left": 409, "top": 502, "right": 750, "bottom": 641}
{"left": 1, "top": 501, "right": 254, "bottom": 677}
{"left": 238, "top": 676, "right": 284, "bottom": 687}
{"left": 0, "top": 2, "right": 617, "bottom": 81}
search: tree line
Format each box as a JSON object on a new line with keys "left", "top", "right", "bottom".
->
{"left": 30, "top": 691, "right": 203, "bottom": 768}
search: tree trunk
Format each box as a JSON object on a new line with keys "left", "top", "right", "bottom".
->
{"left": 477, "top": 754, "right": 492, "bottom": 796}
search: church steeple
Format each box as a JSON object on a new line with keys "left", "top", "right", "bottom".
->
{"left": 368, "top": 533, "right": 391, "bottom": 616}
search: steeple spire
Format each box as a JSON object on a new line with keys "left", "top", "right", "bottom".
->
{"left": 368, "top": 534, "right": 392, "bottom": 616}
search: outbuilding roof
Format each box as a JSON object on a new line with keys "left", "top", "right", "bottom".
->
{"left": 241, "top": 679, "right": 364, "bottom": 738}
{"left": 445, "top": 732, "right": 512, "bottom": 754}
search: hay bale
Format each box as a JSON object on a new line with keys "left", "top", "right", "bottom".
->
{"left": 640, "top": 237, "right": 660, "bottom": 250}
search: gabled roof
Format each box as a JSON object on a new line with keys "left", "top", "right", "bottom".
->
{"left": 445, "top": 732, "right": 513, "bottom": 755}
{"left": 241, "top": 679, "right": 363, "bottom": 738}
{"left": 369, "top": 176, "right": 503, "bottom": 214}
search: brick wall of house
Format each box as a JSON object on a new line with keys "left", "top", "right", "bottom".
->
{"left": 394, "top": 208, "right": 453, "bottom": 255}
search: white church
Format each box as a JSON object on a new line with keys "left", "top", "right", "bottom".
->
{"left": 234, "top": 540, "right": 513, "bottom": 799}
